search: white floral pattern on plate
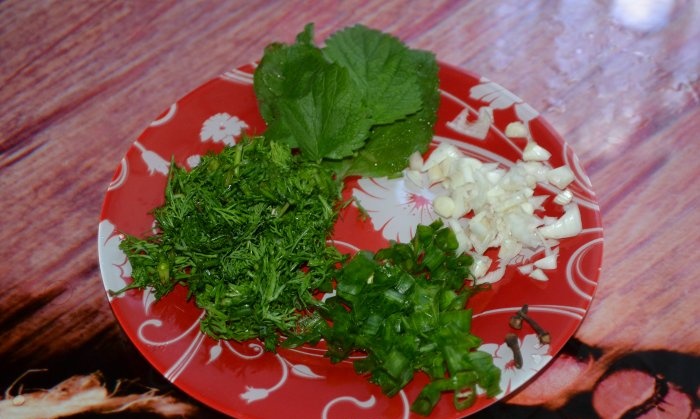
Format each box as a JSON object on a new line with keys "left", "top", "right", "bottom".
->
{"left": 199, "top": 112, "right": 249, "bottom": 146}
{"left": 353, "top": 175, "right": 443, "bottom": 243}
{"left": 133, "top": 140, "right": 170, "bottom": 176}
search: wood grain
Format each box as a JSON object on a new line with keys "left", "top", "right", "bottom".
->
{"left": 2, "top": 0, "right": 699, "bottom": 417}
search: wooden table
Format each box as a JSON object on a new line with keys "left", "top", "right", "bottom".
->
{"left": 2, "top": 1, "right": 698, "bottom": 418}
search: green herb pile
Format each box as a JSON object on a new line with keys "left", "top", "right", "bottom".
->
{"left": 119, "top": 137, "right": 343, "bottom": 350}
{"left": 117, "top": 23, "right": 500, "bottom": 416}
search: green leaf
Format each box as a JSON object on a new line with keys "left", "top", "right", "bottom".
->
{"left": 323, "top": 24, "right": 423, "bottom": 125}
{"left": 276, "top": 64, "right": 372, "bottom": 161}
{"left": 339, "top": 49, "right": 440, "bottom": 177}
{"left": 253, "top": 24, "right": 329, "bottom": 148}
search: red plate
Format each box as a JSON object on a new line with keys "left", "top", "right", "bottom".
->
{"left": 98, "top": 63, "right": 603, "bottom": 418}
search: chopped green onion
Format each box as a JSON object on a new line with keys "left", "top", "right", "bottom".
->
{"left": 319, "top": 221, "right": 501, "bottom": 415}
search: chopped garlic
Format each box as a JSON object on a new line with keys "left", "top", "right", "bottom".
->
{"left": 498, "top": 238, "right": 522, "bottom": 261}
{"left": 554, "top": 189, "right": 573, "bottom": 206}
{"left": 520, "top": 201, "right": 535, "bottom": 215}
{"left": 523, "top": 142, "right": 552, "bottom": 161}
{"left": 538, "top": 203, "right": 582, "bottom": 239}
{"left": 433, "top": 195, "right": 455, "bottom": 218}
{"left": 450, "top": 188, "right": 469, "bottom": 218}
{"left": 547, "top": 166, "right": 575, "bottom": 189}
{"left": 447, "top": 218, "right": 471, "bottom": 254}
{"left": 409, "top": 151, "right": 424, "bottom": 171}
{"left": 422, "top": 143, "right": 460, "bottom": 171}
{"left": 534, "top": 254, "right": 558, "bottom": 270}
{"left": 449, "top": 158, "right": 479, "bottom": 186}
{"left": 471, "top": 254, "right": 492, "bottom": 279}
{"left": 404, "top": 139, "right": 582, "bottom": 283}
{"left": 485, "top": 168, "right": 506, "bottom": 185}
{"left": 520, "top": 161, "right": 548, "bottom": 184}
{"left": 505, "top": 121, "right": 528, "bottom": 138}
{"left": 427, "top": 164, "right": 446, "bottom": 183}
